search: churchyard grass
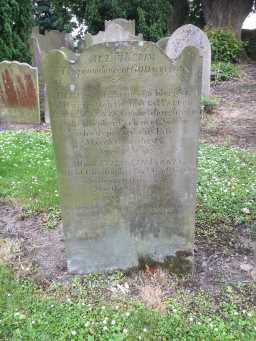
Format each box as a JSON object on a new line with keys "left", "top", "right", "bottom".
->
{"left": 0, "top": 131, "right": 256, "bottom": 339}
{"left": 0, "top": 265, "right": 256, "bottom": 340}
{"left": 0, "top": 130, "right": 255, "bottom": 227}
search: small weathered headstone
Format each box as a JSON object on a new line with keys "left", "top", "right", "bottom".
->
{"left": 105, "top": 18, "right": 136, "bottom": 35}
{"left": 0, "top": 61, "right": 40, "bottom": 124}
{"left": 31, "top": 28, "right": 74, "bottom": 123}
{"left": 44, "top": 39, "right": 202, "bottom": 274}
{"left": 82, "top": 19, "right": 142, "bottom": 49}
{"left": 164, "top": 24, "right": 211, "bottom": 97}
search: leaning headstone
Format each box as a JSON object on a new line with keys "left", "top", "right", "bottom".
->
{"left": 0, "top": 61, "right": 40, "bottom": 124}
{"left": 164, "top": 24, "right": 211, "bottom": 97}
{"left": 44, "top": 40, "right": 202, "bottom": 274}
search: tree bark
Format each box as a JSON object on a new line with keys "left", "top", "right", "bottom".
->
{"left": 202, "top": 0, "right": 253, "bottom": 39}
{"left": 169, "top": 0, "right": 189, "bottom": 34}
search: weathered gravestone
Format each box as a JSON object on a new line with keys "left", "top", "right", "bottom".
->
{"left": 0, "top": 61, "right": 40, "bottom": 124}
{"left": 164, "top": 24, "right": 211, "bottom": 98}
{"left": 44, "top": 41, "right": 202, "bottom": 274}
{"left": 31, "top": 27, "right": 75, "bottom": 123}
{"left": 105, "top": 18, "right": 136, "bottom": 35}
{"left": 81, "top": 19, "right": 143, "bottom": 49}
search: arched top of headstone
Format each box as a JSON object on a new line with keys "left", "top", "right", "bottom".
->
{"left": 165, "top": 24, "right": 211, "bottom": 59}
{"left": 164, "top": 24, "right": 211, "bottom": 97}
{"left": 105, "top": 18, "right": 135, "bottom": 35}
{"left": 0, "top": 60, "right": 37, "bottom": 71}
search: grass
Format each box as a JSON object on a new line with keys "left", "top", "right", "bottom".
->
{"left": 0, "top": 130, "right": 255, "bottom": 227}
{"left": 0, "top": 266, "right": 256, "bottom": 340}
{"left": 0, "top": 131, "right": 256, "bottom": 339}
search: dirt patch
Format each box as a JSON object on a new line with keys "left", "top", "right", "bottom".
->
{"left": 0, "top": 200, "right": 255, "bottom": 306}
{"left": 0, "top": 200, "right": 68, "bottom": 282}
{"left": 201, "top": 63, "right": 256, "bottom": 151}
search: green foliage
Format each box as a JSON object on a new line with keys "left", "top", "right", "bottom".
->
{"left": 206, "top": 28, "right": 244, "bottom": 63}
{"left": 33, "top": 0, "right": 75, "bottom": 33}
{"left": 211, "top": 62, "right": 240, "bottom": 81}
{"left": 188, "top": 0, "right": 205, "bottom": 28}
{"left": 1, "top": 265, "right": 256, "bottom": 340}
{"left": 0, "top": 0, "right": 33, "bottom": 63}
{"left": 70, "top": 0, "right": 171, "bottom": 42}
{"left": 201, "top": 96, "right": 218, "bottom": 114}
{"left": 0, "top": 131, "right": 256, "bottom": 229}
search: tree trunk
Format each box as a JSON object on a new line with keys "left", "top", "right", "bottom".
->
{"left": 202, "top": 0, "right": 253, "bottom": 39}
{"left": 169, "top": 0, "right": 189, "bottom": 34}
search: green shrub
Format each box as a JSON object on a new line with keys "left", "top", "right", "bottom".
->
{"left": 206, "top": 28, "right": 244, "bottom": 63}
{"left": 201, "top": 96, "right": 218, "bottom": 114}
{"left": 211, "top": 62, "right": 240, "bottom": 81}
{"left": 0, "top": 0, "right": 33, "bottom": 63}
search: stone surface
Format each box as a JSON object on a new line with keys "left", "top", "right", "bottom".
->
{"left": 105, "top": 18, "right": 136, "bottom": 35}
{"left": 0, "top": 61, "right": 40, "bottom": 124}
{"left": 81, "top": 20, "right": 142, "bottom": 49}
{"left": 31, "top": 27, "right": 74, "bottom": 123}
{"left": 164, "top": 24, "right": 211, "bottom": 97}
{"left": 44, "top": 41, "right": 202, "bottom": 274}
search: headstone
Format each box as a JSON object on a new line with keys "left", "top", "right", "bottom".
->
{"left": 164, "top": 24, "right": 211, "bottom": 97}
{"left": 31, "top": 28, "right": 75, "bottom": 123}
{"left": 156, "top": 37, "right": 169, "bottom": 51}
{"left": 81, "top": 20, "right": 143, "bottom": 49}
{"left": 44, "top": 40, "right": 202, "bottom": 274}
{"left": 0, "top": 61, "right": 40, "bottom": 124}
{"left": 105, "top": 18, "right": 136, "bottom": 35}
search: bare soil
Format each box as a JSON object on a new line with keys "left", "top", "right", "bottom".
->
{"left": 201, "top": 63, "right": 256, "bottom": 151}
{"left": 0, "top": 199, "right": 255, "bottom": 306}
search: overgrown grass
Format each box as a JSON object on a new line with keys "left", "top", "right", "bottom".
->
{"left": 0, "top": 131, "right": 255, "bottom": 227}
{"left": 0, "top": 266, "right": 256, "bottom": 340}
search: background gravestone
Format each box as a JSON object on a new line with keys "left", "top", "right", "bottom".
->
{"left": 105, "top": 18, "right": 136, "bottom": 35}
{"left": 31, "top": 27, "right": 74, "bottom": 123}
{"left": 81, "top": 19, "right": 143, "bottom": 49}
{"left": 0, "top": 61, "right": 40, "bottom": 124}
{"left": 44, "top": 41, "right": 202, "bottom": 274}
{"left": 164, "top": 24, "right": 211, "bottom": 98}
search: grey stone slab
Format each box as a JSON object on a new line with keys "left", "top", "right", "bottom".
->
{"left": 163, "top": 24, "right": 211, "bottom": 98}
{"left": 43, "top": 41, "right": 202, "bottom": 274}
{"left": 0, "top": 61, "right": 40, "bottom": 124}
{"left": 105, "top": 18, "right": 136, "bottom": 35}
{"left": 81, "top": 21, "right": 142, "bottom": 50}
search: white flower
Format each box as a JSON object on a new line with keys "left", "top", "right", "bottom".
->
{"left": 189, "top": 317, "right": 193, "bottom": 322}
{"left": 101, "top": 306, "right": 105, "bottom": 310}
{"left": 103, "top": 320, "right": 107, "bottom": 325}
{"left": 85, "top": 321, "right": 90, "bottom": 327}
{"left": 123, "top": 328, "right": 128, "bottom": 334}
{"left": 71, "top": 330, "right": 77, "bottom": 336}
{"left": 125, "top": 312, "right": 130, "bottom": 317}
{"left": 32, "top": 320, "right": 35, "bottom": 324}
{"left": 241, "top": 207, "right": 250, "bottom": 214}
{"left": 143, "top": 328, "right": 148, "bottom": 332}
{"left": 103, "top": 326, "right": 108, "bottom": 331}
{"left": 248, "top": 312, "right": 252, "bottom": 317}
{"left": 111, "top": 320, "right": 116, "bottom": 325}
{"left": 234, "top": 311, "right": 238, "bottom": 316}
